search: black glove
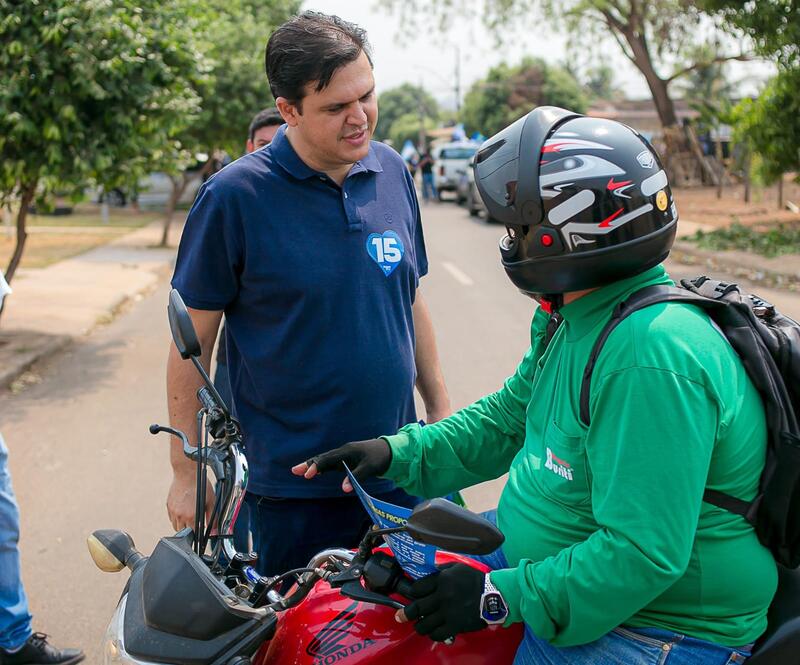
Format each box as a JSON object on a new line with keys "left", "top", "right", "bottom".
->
{"left": 306, "top": 438, "right": 392, "bottom": 482}
{"left": 403, "top": 563, "right": 487, "bottom": 642}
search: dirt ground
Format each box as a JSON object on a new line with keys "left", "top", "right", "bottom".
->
{"left": 674, "top": 175, "right": 800, "bottom": 229}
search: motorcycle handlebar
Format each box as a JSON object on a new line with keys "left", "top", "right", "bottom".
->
{"left": 395, "top": 576, "right": 414, "bottom": 600}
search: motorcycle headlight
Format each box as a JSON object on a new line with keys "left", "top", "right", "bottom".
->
{"left": 102, "top": 595, "right": 148, "bottom": 665}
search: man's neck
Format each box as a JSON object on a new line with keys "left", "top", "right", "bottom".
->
{"left": 562, "top": 288, "right": 598, "bottom": 305}
{"left": 285, "top": 127, "right": 353, "bottom": 186}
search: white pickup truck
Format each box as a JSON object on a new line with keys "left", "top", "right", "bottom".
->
{"left": 433, "top": 141, "right": 479, "bottom": 199}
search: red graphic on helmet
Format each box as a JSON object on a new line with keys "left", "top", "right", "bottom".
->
{"left": 599, "top": 208, "right": 625, "bottom": 228}
{"left": 606, "top": 178, "right": 632, "bottom": 191}
{"left": 606, "top": 177, "right": 635, "bottom": 199}
{"left": 540, "top": 155, "right": 625, "bottom": 200}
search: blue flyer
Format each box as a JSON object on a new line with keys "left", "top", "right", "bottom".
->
{"left": 344, "top": 464, "right": 438, "bottom": 579}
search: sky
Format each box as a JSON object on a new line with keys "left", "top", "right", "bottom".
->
{"left": 301, "top": 0, "right": 774, "bottom": 109}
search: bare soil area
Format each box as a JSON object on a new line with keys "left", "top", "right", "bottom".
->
{"left": 674, "top": 175, "right": 800, "bottom": 229}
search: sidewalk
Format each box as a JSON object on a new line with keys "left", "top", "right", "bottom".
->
{"left": 0, "top": 219, "right": 182, "bottom": 390}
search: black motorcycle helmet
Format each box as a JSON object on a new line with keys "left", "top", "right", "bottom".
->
{"left": 474, "top": 106, "right": 678, "bottom": 296}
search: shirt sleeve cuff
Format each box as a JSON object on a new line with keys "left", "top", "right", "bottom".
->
{"left": 490, "top": 564, "right": 557, "bottom": 640}
{"left": 380, "top": 431, "right": 413, "bottom": 481}
{"left": 489, "top": 567, "right": 525, "bottom": 626}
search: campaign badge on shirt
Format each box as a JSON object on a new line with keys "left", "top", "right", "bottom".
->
{"left": 366, "top": 230, "right": 405, "bottom": 277}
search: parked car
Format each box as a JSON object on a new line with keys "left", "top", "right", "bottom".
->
{"left": 433, "top": 141, "right": 478, "bottom": 199}
{"left": 457, "top": 155, "right": 499, "bottom": 222}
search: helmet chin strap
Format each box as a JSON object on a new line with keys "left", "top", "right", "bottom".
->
{"left": 531, "top": 293, "right": 564, "bottom": 313}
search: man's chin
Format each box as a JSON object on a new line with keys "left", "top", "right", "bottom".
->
{"left": 339, "top": 140, "right": 370, "bottom": 163}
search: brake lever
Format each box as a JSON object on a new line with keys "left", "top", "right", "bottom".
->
{"left": 338, "top": 579, "right": 404, "bottom": 610}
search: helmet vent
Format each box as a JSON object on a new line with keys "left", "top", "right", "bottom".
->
{"left": 476, "top": 139, "right": 506, "bottom": 164}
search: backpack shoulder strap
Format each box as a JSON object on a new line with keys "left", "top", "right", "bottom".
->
{"left": 579, "top": 284, "right": 725, "bottom": 425}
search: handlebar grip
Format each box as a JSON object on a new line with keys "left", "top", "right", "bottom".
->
{"left": 395, "top": 576, "right": 414, "bottom": 601}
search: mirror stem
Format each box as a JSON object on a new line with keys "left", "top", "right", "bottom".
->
{"left": 190, "top": 356, "right": 229, "bottom": 417}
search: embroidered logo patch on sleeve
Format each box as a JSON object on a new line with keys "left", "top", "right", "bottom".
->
{"left": 366, "top": 230, "right": 405, "bottom": 276}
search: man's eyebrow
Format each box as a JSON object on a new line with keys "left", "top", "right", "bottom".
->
{"left": 321, "top": 87, "right": 375, "bottom": 111}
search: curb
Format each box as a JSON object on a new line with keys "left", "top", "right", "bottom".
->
{"left": 0, "top": 332, "right": 73, "bottom": 391}
{"left": 671, "top": 240, "right": 800, "bottom": 291}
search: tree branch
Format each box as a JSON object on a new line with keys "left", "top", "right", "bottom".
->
{"left": 601, "top": 10, "right": 637, "bottom": 64}
{"left": 667, "top": 54, "right": 753, "bottom": 84}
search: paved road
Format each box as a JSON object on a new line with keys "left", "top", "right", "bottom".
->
{"left": 3, "top": 200, "right": 800, "bottom": 658}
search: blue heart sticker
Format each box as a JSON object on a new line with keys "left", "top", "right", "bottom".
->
{"left": 366, "top": 231, "right": 405, "bottom": 277}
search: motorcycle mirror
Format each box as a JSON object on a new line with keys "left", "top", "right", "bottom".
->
{"left": 87, "top": 529, "right": 145, "bottom": 573}
{"left": 168, "top": 289, "right": 201, "bottom": 360}
{"left": 405, "top": 498, "right": 505, "bottom": 555}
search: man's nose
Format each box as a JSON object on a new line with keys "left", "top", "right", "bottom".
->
{"left": 347, "top": 102, "right": 368, "bottom": 126}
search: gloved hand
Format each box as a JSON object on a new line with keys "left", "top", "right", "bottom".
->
{"left": 397, "top": 563, "right": 487, "bottom": 642}
{"left": 291, "top": 438, "right": 392, "bottom": 492}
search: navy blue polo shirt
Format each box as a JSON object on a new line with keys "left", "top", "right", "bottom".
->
{"left": 172, "top": 126, "right": 427, "bottom": 497}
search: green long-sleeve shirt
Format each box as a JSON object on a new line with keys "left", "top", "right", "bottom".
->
{"left": 384, "top": 265, "right": 776, "bottom": 647}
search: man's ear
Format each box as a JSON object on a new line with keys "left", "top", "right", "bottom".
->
{"left": 245, "top": 139, "right": 255, "bottom": 154}
{"left": 275, "top": 97, "right": 300, "bottom": 127}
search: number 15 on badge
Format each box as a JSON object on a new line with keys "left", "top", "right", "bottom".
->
{"left": 367, "top": 231, "right": 405, "bottom": 276}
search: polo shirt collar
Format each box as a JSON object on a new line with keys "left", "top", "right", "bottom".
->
{"left": 271, "top": 124, "right": 384, "bottom": 180}
{"left": 558, "top": 265, "right": 673, "bottom": 341}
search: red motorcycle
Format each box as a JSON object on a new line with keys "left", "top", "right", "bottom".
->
{"left": 88, "top": 290, "right": 800, "bottom": 664}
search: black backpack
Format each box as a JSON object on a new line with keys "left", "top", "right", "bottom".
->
{"left": 546, "top": 275, "right": 800, "bottom": 568}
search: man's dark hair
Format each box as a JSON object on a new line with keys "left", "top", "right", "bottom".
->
{"left": 265, "top": 11, "right": 372, "bottom": 108}
{"left": 248, "top": 107, "right": 283, "bottom": 142}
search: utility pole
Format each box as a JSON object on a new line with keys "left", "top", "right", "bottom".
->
{"left": 418, "top": 78, "right": 427, "bottom": 152}
{"left": 454, "top": 46, "right": 461, "bottom": 118}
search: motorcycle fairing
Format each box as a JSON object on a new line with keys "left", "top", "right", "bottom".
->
{"left": 124, "top": 533, "right": 277, "bottom": 664}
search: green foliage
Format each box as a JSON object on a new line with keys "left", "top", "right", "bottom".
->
{"left": 376, "top": 84, "right": 439, "bottom": 142}
{"left": 177, "top": 0, "right": 300, "bottom": 160}
{"left": 0, "top": 0, "right": 205, "bottom": 199}
{"left": 698, "top": 0, "right": 799, "bottom": 67}
{"left": 699, "top": 0, "right": 800, "bottom": 184}
{"left": 731, "top": 68, "right": 800, "bottom": 184}
{"left": 582, "top": 65, "right": 620, "bottom": 101}
{"left": 678, "top": 44, "right": 736, "bottom": 134}
{"left": 461, "top": 58, "right": 587, "bottom": 137}
{"left": 690, "top": 222, "right": 800, "bottom": 258}
{"left": 387, "top": 113, "right": 437, "bottom": 150}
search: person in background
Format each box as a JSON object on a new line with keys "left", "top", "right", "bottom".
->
{"left": 417, "top": 148, "right": 437, "bottom": 202}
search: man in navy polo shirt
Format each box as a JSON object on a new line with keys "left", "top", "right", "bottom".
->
{"left": 167, "top": 11, "right": 451, "bottom": 576}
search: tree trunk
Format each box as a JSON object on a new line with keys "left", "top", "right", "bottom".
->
{"left": 715, "top": 131, "right": 724, "bottom": 199}
{"left": 0, "top": 182, "right": 37, "bottom": 322}
{"left": 160, "top": 173, "right": 190, "bottom": 247}
{"left": 5, "top": 183, "right": 36, "bottom": 284}
{"left": 621, "top": 28, "right": 679, "bottom": 128}
{"left": 743, "top": 149, "right": 752, "bottom": 204}
{"left": 778, "top": 175, "right": 785, "bottom": 210}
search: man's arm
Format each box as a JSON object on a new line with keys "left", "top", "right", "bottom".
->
{"left": 412, "top": 290, "right": 451, "bottom": 423}
{"left": 166, "top": 306, "right": 223, "bottom": 531}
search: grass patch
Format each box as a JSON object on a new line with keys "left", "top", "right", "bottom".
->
{"left": 25, "top": 210, "right": 160, "bottom": 228}
{"left": 689, "top": 222, "right": 800, "bottom": 258}
{"left": 0, "top": 230, "right": 129, "bottom": 269}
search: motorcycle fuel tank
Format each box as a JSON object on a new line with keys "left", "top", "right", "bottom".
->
{"left": 255, "top": 552, "right": 523, "bottom": 665}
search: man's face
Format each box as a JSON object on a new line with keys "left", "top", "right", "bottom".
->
{"left": 246, "top": 124, "right": 280, "bottom": 153}
{"left": 278, "top": 51, "right": 378, "bottom": 171}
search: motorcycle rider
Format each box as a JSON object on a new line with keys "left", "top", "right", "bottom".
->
{"left": 293, "top": 108, "right": 776, "bottom": 663}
